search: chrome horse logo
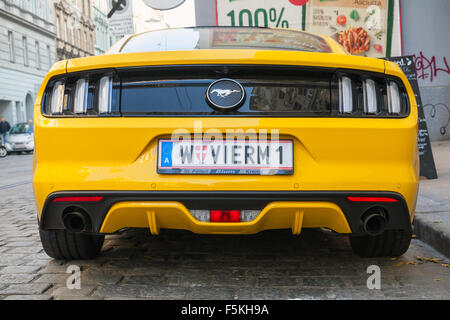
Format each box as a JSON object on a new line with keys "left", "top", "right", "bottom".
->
{"left": 210, "top": 89, "right": 241, "bottom": 98}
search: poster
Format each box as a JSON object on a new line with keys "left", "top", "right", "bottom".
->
{"left": 216, "top": 0, "right": 305, "bottom": 30}
{"left": 214, "top": 0, "right": 396, "bottom": 58}
{"left": 304, "top": 0, "right": 394, "bottom": 58}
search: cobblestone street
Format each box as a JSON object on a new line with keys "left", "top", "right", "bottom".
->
{"left": 0, "top": 155, "right": 449, "bottom": 300}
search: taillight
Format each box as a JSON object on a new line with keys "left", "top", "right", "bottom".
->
{"left": 363, "top": 79, "right": 377, "bottom": 114}
{"left": 73, "top": 79, "right": 88, "bottom": 114}
{"left": 339, "top": 76, "right": 353, "bottom": 114}
{"left": 209, "top": 210, "right": 241, "bottom": 222}
{"left": 49, "top": 81, "right": 65, "bottom": 114}
{"left": 387, "top": 81, "right": 401, "bottom": 114}
{"left": 336, "top": 73, "right": 409, "bottom": 117}
{"left": 43, "top": 70, "right": 119, "bottom": 116}
{"left": 98, "top": 76, "right": 113, "bottom": 114}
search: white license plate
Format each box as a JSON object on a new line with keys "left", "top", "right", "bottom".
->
{"left": 158, "top": 139, "right": 293, "bottom": 175}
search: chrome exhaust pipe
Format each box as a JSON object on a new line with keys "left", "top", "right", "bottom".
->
{"left": 63, "top": 210, "right": 90, "bottom": 233}
{"left": 362, "top": 208, "right": 387, "bottom": 236}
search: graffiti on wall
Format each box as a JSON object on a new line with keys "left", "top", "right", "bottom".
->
{"left": 413, "top": 52, "right": 450, "bottom": 82}
{"left": 423, "top": 103, "right": 450, "bottom": 136}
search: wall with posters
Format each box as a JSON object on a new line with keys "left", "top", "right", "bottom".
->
{"left": 195, "top": 0, "right": 402, "bottom": 58}
{"left": 401, "top": 0, "right": 450, "bottom": 141}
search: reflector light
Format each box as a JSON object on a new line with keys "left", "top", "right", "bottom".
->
{"left": 53, "top": 196, "right": 104, "bottom": 202}
{"left": 347, "top": 196, "right": 398, "bottom": 202}
{"left": 210, "top": 210, "right": 241, "bottom": 222}
{"left": 339, "top": 76, "right": 353, "bottom": 113}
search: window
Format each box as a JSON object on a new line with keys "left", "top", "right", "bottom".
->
{"left": 22, "top": 36, "right": 28, "bottom": 66}
{"left": 8, "top": 31, "right": 15, "bottom": 62}
{"left": 47, "top": 45, "right": 52, "bottom": 68}
{"left": 64, "top": 19, "right": 68, "bottom": 42}
{"left": 35, "top": 41, "right": 40, "bottom": 70}
{"left": 56, "top": 15, "right": 60, "bottom": 38}
{"left": 32, "top": 0, "right": 37, "bottom": 15}
{"left": 79, "top": 29, "right": 83, "bottom": 49}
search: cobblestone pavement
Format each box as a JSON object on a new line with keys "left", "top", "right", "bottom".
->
{"left": 0, "top": 155, "right": 449, "bottom": 300}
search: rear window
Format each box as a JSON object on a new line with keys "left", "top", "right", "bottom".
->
{"left": 118, "top": 27, "right": 332, "bottom": 54}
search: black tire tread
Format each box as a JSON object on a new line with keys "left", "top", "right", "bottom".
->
{"left": 39, "top": 229, "right": 104, "bottom": 260}
{"left": 349, "top": 229, "right": 412, "bottom": 258}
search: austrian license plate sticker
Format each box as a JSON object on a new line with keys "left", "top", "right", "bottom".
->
{"left": 158, "top": 139, "right": 293, "bottom": 175}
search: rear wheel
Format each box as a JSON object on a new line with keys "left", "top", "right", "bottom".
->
{"left": 349, "top": 229, "right": 412, "bottom": 257}
{"left": 0, "top": 147, "right": 6, "bottom": 158}
{"left": 39, "top": 229, "right": 104, "bottom": 260}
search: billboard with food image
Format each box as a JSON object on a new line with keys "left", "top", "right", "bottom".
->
{"left": 304, "top": 0, "right": 395, "bottom": 58}
{"left": 213, "top": 0, "right": 397, "bottom": 58}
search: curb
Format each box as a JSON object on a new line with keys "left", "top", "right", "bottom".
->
{"left": 413, "top": 215, "right": 450, "bottom": 258}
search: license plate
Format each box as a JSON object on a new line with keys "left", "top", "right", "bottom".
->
{"left": 158, "top": 139, "right": 293, "bottom": 175}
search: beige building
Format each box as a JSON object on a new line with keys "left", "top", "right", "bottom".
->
{"left": 53, "top": 0, "right": 95, "bottom": 60}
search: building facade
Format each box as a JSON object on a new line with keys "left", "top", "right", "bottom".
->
{"left": 53, "top": 0, "right": 95, "bottom": 60}
{"left": 0, "top": 0, "right": 56, "bottom": 125}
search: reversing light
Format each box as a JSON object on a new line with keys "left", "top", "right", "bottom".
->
{"left": 210, "top": 210, "right": 241, "bottom": 222}
{"left": 363, "top": 79, "right": 377, "bottom": 114}
{"left": 98, "top": 76, "right": 112, "bottom": 114}
{"left": 347, "top": 196, "right": 398, "bottom": 203}
{"left": 49, "top": 81, "right": 65, "bottom": 114}
{"left": 73, "top": 79, "right": 88, "bottom": 114}
{"left": 387, "top": 81, "right": 401, "bottom": 114}
{"left": 339, "top": 76, "right": 353, "bottom": 113}
{"left": 52, "top": 196, "right": 104, "bottom": 202}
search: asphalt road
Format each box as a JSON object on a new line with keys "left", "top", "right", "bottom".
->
{"left": 0, "top": 154, "right": 449, "bottom": 300}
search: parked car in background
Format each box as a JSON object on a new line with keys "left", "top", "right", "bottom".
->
{"left": 0, "top": 136, "right": 6, "bottom": 158}
{"left": 4, "top": 122, "right": 34, "bottom": 154}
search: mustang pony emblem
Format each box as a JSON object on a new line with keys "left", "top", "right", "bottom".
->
{"left": 210, "top": 89, "right": 241, "bottom": 98}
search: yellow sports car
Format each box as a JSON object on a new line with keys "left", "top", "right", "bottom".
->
{"left": 33, "top": 27, "right": 418, "bottom": 260}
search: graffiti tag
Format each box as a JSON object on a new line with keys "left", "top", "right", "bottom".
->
{"left": 413, "top": 52, "right": 450, "bottom": 82}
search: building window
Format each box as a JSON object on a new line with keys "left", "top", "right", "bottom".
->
{"left": 84, "top": 31, "right": 88, "bottom": 51}
{"left": 32, "top": 0, "right": 37, "bottom": 15}
{"left": 47, "top": 45, "right": 52, "bottom": 68}
{"left": 8, "top": 31, "right": 15, "bottom": 63}
{"left": 22, "top": 36, "right": 28, "bottom": 66}
{"left": 56, "top": 16, "right": 60, "bottom": 38}
{"left": 64, "top": 19, "right": 68, "bottom": 42}
{"left": 35, "top": 41, "right": 40, "bottom": 70}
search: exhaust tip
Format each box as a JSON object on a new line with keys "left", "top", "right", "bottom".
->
{"left": 62, "top": 210, "right": 90, "bottom": 233}
{"left": 361, "top": 208, "right": 387, "bottom": 236}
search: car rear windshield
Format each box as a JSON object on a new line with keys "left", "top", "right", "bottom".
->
{"left": 117, "top": 27, "right": 332, "bottom": 54}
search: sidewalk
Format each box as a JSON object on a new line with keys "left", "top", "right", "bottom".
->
{"left": 415, "top": 140, "right": 450, "bottom": 257}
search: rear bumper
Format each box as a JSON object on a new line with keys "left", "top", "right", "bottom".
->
{"left": 39, "top": 191, "right": 413, "bottom": 235}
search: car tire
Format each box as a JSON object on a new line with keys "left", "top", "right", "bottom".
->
{"left": 0, "top": 147, "right": 6, "bottom": 158}
{"left": 349, "top": 229, "right": 412, "bottom": 258}
{"left": 39, "top": 229, "right": 104, "bottom": 260}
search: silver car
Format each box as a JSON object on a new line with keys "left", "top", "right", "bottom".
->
{"left": 4, "top": 122, "right": 34, "bottom": 154}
